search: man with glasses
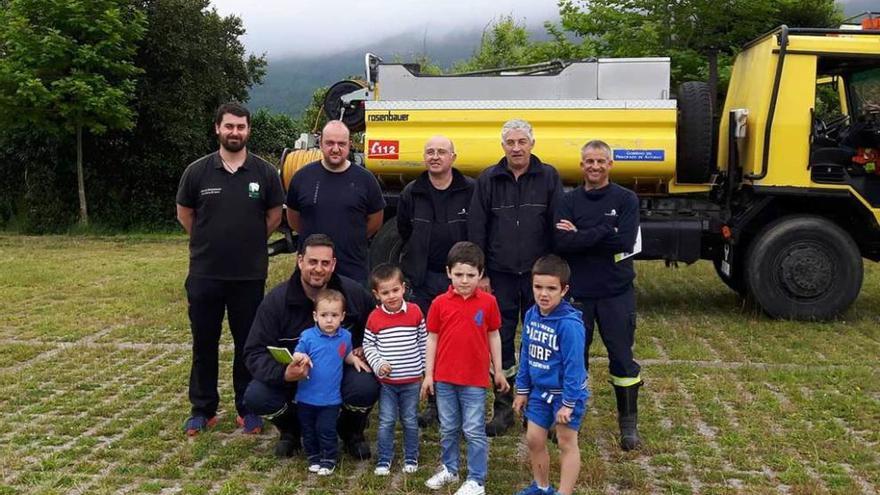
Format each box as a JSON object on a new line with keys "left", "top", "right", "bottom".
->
{"left": 285, "top": 120, "right": 386, "bottom": 286}
{"left": 396, "top": 135, "right": 475, "bottom": 427}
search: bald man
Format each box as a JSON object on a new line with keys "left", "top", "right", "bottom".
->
{"left": 285, "top": 120, "right": 386, "bottom": 285}
{"left": 397, "top": 135, "right": 475, "bottom": 427}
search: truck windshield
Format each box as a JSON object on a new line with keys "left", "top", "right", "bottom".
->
{"left": 849, "top": 68, "right": 880, "bottom": 117}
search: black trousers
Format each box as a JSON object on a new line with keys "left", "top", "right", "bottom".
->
{"left": 185, "top": 275, "right": 264, "bottom": 417}
{"left": 410, "top": 269, "right": 450, "bottom": 316}
{"left": 244, "top": 365, "right": 380, "bottom": 419}
{"left": 572, "top": 287, "right": 641, "bottom": 382}
{"left": 487, "top": 270, "right": 533, "bottom": 371}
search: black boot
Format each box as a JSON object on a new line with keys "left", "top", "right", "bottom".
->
{"left": 338, "top": 407, "right": 371, "bottom": 460}
{"left": 613, "top": 383, "right": 642, "bottom": 451}
{"left": 269, "top": 408, "right": 301, "bottom": 458}
{"left": 485, "top": 388, "right": 515, "bottom": 437}
{"left": 418, "top": 393, "right": 438, "bottom": 428}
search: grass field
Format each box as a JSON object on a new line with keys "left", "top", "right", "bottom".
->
{"left": 0, "top": 234, "right": 878, "bottom": 495}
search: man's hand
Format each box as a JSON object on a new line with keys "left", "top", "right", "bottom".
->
{"left": 556, "top": 219, "right": 577, "bottom": 232}
{"left": 420, "top": 376, "right": 434, "bottom": 400}
{"left": 556, "top": 405, "right": 573, "bottom": 425}
{"left": 479, "top": 275, "right": 492, "bottom": 293}
{"left": 494, "top": 373, "right": 510, "bottom": 394}
{"left": 284, "top": 353, "right": 313, "bottom": 382}
{"left": 351, "top": 356, "right": 372, "bottom": 373}
{"left": 378, "top": 363, "right": 392, "bottom": 377}
{"left": 513, "top": 394, "right": 528, "bottom": 415}
{"left": 352, "top": 347, "right": 365, "bottom": 360}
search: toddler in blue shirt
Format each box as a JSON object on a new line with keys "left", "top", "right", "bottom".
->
{"left": 292, "top": 289, "right": 370, "bottom": 475}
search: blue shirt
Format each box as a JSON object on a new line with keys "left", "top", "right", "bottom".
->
{"left": 294, "top": 326, "right": 352, "bottom": 406}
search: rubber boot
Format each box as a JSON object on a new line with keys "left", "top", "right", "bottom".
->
{"left": 418, "top": 392, "right": 438, "bottom": 428}
{"left": 613, "top": 383, "right": 642, "bottom": 451}
{"left": 485, "top": 388, "right": 515, "bottom": 437}
{"left": 269, "top": 408, "right": 301, "bottom": 458}
{"left": 338, "top": 407, "right": 372, "bottom": 460}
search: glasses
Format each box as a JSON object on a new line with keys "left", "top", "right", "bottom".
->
{"left": 424, "top": 149, "right": 451, "bottom": 157}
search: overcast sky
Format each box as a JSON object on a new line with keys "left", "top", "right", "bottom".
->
{"left": 209, "top": 0, "right": 561, "bottom": 59}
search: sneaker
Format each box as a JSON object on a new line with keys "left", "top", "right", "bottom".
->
{"left": 402, "top": 462, "right": 418, "bottom": 474}
{"left": 317, "top": 465, "right": 335, "bottom": 476}
{"left": 374, "top": 465, "right": 391, "bottom": 476}
{"left": 454, "top": 480, "right": 485, "bottom": 495}
{"left": 308, "top": 464, "right": 321, "bottom": 473}
{"left": 184, "top": 415, "right": 218, "bottom": 436}
{"left": 425, "top": 466, "right": 459, "bottom": 490}
{"left": 516, "top": 481, "right": 556, "bottom": 495}
{"left": 236, "top": 414, "right": 263, "bottom": 434}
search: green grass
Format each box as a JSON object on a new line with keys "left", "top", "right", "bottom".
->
{"left": 1, "top": 234, "right": 878, "bottom": 494}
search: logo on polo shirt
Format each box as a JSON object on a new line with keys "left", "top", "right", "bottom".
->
{"left": 337, "top": 342, "right": 347, "bottom": 358}
{"left": 474, "top": 309, "right": 484, "bottom": 327}
{"left": 248, "top": 182, "right": 260, "bottom": 199}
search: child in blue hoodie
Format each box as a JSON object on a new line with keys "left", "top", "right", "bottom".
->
{"left": 513, "top": 255, "right": 588, "bottom": 495}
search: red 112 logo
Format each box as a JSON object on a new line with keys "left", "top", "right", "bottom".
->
{"left": 367, "top": 140, "right": 399, "bottom": 160}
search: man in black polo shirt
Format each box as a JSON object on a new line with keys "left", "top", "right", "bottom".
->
{"left": 285, "top": 120, "right": 386, "bottom": 285}
{"left": 176, "top": 102, "right": 284, "bottom": 436}
{"left": 468, "top": 119, "right": 563, "bottom": 436}
{"left": 242, "top": 234, "right": 379, "bottom": 460}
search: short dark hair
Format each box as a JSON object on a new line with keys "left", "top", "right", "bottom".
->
{"left": 301, "top": 233, "right": 335, "bottom": 255}
{"left": 532, "top": 255, "right": 571, "bottom": 286}
{"left": 370, "top": 263, "right": 404, "bottom": 289}
{"left": 315, "top": 288, "right": 346, "bottom": 311}
{"left": 446, "top": 241, "right": 484, "bottom": 272}
{"left": 215, "top": 102, "right": 251, "bottom": 126}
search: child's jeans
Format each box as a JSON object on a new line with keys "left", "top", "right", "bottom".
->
{"left": 376, "top": 382, "right": 420, "bottom": 467}
{"left": 297, "top": 402, "right": 340, "bottom": 469}
{"left": 435, "top": 382, "right": 487, "bottom": 484}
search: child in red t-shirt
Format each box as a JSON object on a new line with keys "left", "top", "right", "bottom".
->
{"left": 420, "top": 241, "right": 509, "bottom": 495}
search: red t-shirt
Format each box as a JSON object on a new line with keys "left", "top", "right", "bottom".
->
{"left": 426, "top": 286, "right": 501, "bottom": 388}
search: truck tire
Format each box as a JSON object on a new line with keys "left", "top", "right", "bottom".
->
{"left": 745, "top": 215, "right": 862, "bottom": 320}
{"left": 369, "top": 219, "right": 404, "bottom": 269}
{"left": 676, "top": 81, "right": 714, "bottom": 183}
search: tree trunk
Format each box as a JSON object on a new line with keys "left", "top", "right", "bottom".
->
{"left": 76, "top": 124, "right": 89, "bottom": 225}
{"left": 707, "top": 50, "right": 718, "bottom": 113}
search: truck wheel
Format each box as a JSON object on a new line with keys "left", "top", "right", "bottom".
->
{"left": 676, "top": 81, "right": 715, "bottom": 183}
{"left": 369, "top": 219, "right": 404, "bottom": 268}
{"left": 745, "top": 215, "right": 862, "bottom": 320}
{"left": 712, "top": 255, "right": 746, "bottom": 296}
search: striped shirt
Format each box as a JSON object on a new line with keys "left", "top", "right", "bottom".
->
{"left": 363, "top": 301, "right": 426, "bottom": 385}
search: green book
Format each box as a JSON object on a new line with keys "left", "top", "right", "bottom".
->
{"left": 267, "top": 346, "right": 294, "bottom": 364}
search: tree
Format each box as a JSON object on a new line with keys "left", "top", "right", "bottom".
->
{"left": 0, "top": 0, "right": 146, "bottom": 225}
{"left": 87, "top": 0, "right": 267, "bottom": 228}
{"left": 249, "top": 108, "right": 298, "bottom": 163}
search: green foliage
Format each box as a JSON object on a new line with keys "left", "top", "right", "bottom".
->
{"left": 0, "top": 0, "right": 267, "bottom": 231}
{"left": 0, "top": 0, "right": 146, "bottom": 135}
{"left": 248, "top": 109, "right": 298, "bottom": 164}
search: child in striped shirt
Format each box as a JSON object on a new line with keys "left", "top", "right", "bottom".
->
{"left": 364, "top": 263, "right": 427, "bottom": 476}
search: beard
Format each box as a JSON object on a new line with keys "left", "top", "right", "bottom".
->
{"left": 220, "top": 134, "right": 248, "bottom": 152}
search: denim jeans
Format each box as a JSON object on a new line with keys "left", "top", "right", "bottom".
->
{"left": 297, "top": 403, "right": 340, "bottom": 469}
{"left": 435, "top": 382, "right": 487, "bottom": 483}
{"left": 376, "top": 382, "right": 420, "bottom": 467}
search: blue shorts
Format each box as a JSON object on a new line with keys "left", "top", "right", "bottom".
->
{"left": 524, "top": 392, "right": 586, "bottom": 431}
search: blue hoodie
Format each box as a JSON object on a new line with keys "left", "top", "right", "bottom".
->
{"left": 515, "top": 300, "right": 589, "bottom": 409}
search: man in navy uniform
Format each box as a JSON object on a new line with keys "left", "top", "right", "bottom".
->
{"left": 554, "top": 139, "right": 642, "bottom": 450}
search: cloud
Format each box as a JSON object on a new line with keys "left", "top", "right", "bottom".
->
{"left": 210, "top": 0, "right": 561, "bottom": 58}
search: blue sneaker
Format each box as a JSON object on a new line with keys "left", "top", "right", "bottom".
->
{"left": 515, "top": 481, "right": 556, "bottom": 495}
{"left": 236, "top": 414, "right": 263, "bottom": 434}
{"left": 184, "top": 415, "right": 218, "bottom": 436}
